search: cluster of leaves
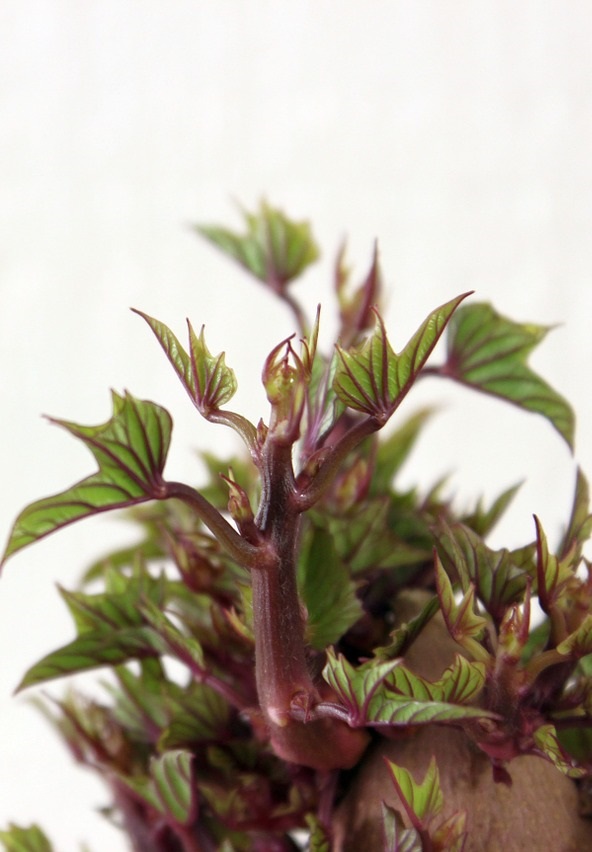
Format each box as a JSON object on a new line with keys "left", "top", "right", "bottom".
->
{"left": 2, "top": 202, "right": 591, "bottom": 851}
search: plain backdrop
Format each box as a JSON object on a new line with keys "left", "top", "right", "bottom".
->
{"left": 1, "top": 3, "right": 591, "bottom": 849}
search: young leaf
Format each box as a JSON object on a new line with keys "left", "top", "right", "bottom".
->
{"left": 533, "top": 724, "right": 589, "bottom": 778}
{"left": 443, "top": 302, "right": 575, "bottom": 448}
{"left": 384, "top": 756, "right": 443, "bottom": 832}
{"left": 434, "top": 554, "right": 490, "bottom": 661}
{"left": 556, "top": 614, "right": 592, "bottom": 659}
{"left": 434, "top": 521, "right": 528, "bottom": 623}
{"left": 460, "top": 481, "right": 523, "bottom": 537}
{"left": 0, "top": 824, "right": 54, "bottom": 852}
{"left": 2, "top": 391, "right": 172, "bottom": 565}
{"left": 534, "top": 516, "right": 575, "bottom": 614}
{"left": 117, "top": 750, "right": 197, "bottom": 826}
{"left": 388, "top": 655, "right": 487, "bottom": 705}
{"left": 322, "top": 650, "right": 495, "bottom": 728}
{"left": 334, "top": 294, "right": 470, "bottom": 422}
{"left": 381, "top": 803, "right": 423, "bottom": 852}
{"left": 196, "top": 200, "right": 319, "bottom": 288}
{"left": 305, "top": 813, "right": 331, "bottom": 852}
{"left": 133, "top": 311, "right": 238, "bottom": 416}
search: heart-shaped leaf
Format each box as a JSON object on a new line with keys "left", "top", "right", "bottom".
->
{"left": 334, "top": 294, "right": 470, "bottom": 422}
{"left": 2, "top": 391, "right": 172, "bottom": 565}
{"left": 444, "top": 302, "right": 574, "bottom": 448}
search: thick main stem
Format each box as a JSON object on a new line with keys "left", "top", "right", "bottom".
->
{"left": 253, "top": 441, "right": 315, "bottom": 723}
{"left": 252, "top": 439, "right": 370, "bottom": 770}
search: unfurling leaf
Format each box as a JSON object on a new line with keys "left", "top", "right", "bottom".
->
{"left": 196, "top": 200, "right": 319, "bottom": 288}
{"left": 434, "top": 554, "right": 490, "bottom": 661}
{"left": 434, "top": 521, "right": 528, "bottom": 624}
{"left": 2, "top": 391, "right": 172, "bottom": 565}
{"left": 444, "top": 302, "right": 575, "bottom": 448}
{"left": 334, "top": 293, "right": 470, "bottom": 423}
{"left": 134, "top": 311, "right": 238, "bottom": 415}
{"left": 534, "top": 516, "right": 576, "bottom": 614}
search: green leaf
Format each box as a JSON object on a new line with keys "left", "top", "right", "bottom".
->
{"left": 297, "top": 524, "right": 363, "bottom": 649}
{"left": 118, "top": 750, "right": 196, "bottom": 826}
{"left": 556, "top": 615, "right": 592, "bottom": 659}
{"left": 133, "top": 311, "right": 239, "bottom": 416}
{"left": 444, "top": 302, "right": 575, "bottom": 448}
{"left": 461, "top": 481, "right": 523, "bottom": 537}
{"left": 381, "top": 803, "right": 423, "bottom": 852}
{"left": 2, "top": 391, "right": 172, "bottom": 565}
{"left": 139, "top": 598, "right": 206, "bottom": 672}
{"left": 533, "top": 724, "right": 589, "bottom": 778}
{"left": 388, "top": 655, "right": 487, "bottom": 705}
{"left": 0, "top": 824, "right": 54, "bottom": 852}
{"left": 159, "top": 682, "right": 231, "bottom": 749}
{"left": 385, "top": 756, "right": 443, "bottom": 831}
{"left": 59, "top": 568, "right": 166, "bottom": 635}
{"left": 16, "top": 625, "right": 161, "bottom": 691}
{"left": 334, "top": 294, "right": 470, "bottom": 422}
{"left": 434, "top": 521, "right": 528, "bottom": 623}
{"left": 305, "top": 814, "right": 331, "bottom": 852}
{"left": 434, "top": 553, "right": 490, "bottom": 658}
{"left": 322, "top": 650, "right": 495, "bottom": 728}
{"left": 534, "top": 516, "right": 575, "bottom": 614}
{"left": 196, "top": 200, "right": 319, "bottom": 288}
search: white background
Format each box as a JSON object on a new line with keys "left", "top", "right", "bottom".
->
{"left": 1, "top": 2, "right": 591, "bottom": 849}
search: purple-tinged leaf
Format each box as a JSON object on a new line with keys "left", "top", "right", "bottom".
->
{"left": 196, "top": 200, "right": 319, "bottom": 289}
{"left": 434, "top": 521, "right": 528, "bottom": 623}
{"left": 381, "top": 803, "right": 423, "bottom": 852}
{"left": 434, "top": 554, "right": 490, "bottom": 661}
{"left": 2, "top": 391, "right": 172, "bottom": 565}
{"left": 335, "top": 241, "right": 382, "bottom": 347}
{"left": 117, "top": 750, "right": 197, "bottom": 826}
{"left": 322, "top": 650, "right": 496, "bottom": 728}
{"left": 385, "top": 756, "right": 443, "bottom": 832}
{"left": 58, "top": 569, "right": 165, "bottom": 635}
{"left": 134, "top": 311, "right": 240, "bottom": 416}
{"left": 443, "top": 302, "right": 575, "bottom": 448}
{"left": 388, "top": 655, "right": 487, "bottom": 705}
{"left": 431, "top": 811, "right": 468, "bottom": 852}
{"left": 534, "top": 516, "right": 575, "bottom": 614}
{"left": 139, "top": 599, "right": 205, "bottom": 671}
{"left": 16, "top": 626, "right": 161, "bottom": 691}
{"left": 0, "top": 823, "right": 54, "bottom": 852}
{"left": 556, "top": 615, "right": 592, "bottom": 659}
{"left": 334, "top": 294, "right": 470, "bottom": 423}
{"left": 533, "top": 724, "right": 589, "bottom": 778}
